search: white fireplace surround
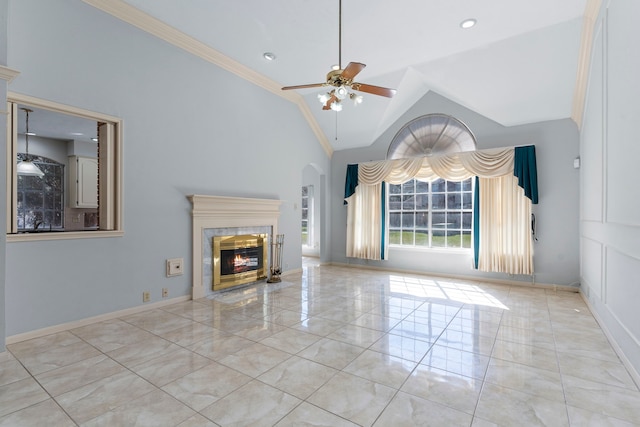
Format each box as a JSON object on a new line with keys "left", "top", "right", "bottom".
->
{"left": 188, "top": 195, "right": 282, "bottom": 299}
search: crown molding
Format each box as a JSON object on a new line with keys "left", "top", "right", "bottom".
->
{"left": 81, "top": 0, "right": 332, "bottom": 157}
{"left": 0, "top": 65, "right": 20, "bottom": 82}
{"left": 572, "top": 0, "right": 603, "bottom": 129}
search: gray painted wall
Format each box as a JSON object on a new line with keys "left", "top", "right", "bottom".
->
{"left": 329, "top": 91, "right": 580, "bottom": 287}
{"left": 3, "top": 0, "right": 329, "bottom": 338}
{"left": 580, "top": 0, "right": 640, "bottom": 379}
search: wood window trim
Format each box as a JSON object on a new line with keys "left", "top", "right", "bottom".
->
{"left": 6, "top": 93, "right": 123, "bottom": 242}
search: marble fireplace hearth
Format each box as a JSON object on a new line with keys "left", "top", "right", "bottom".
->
{"left": 188, "top": 195, "right": 282, "bottom": 299}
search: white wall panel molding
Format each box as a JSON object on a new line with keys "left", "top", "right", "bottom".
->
{"left": 580, "top": 290, "right": 640, "bottom": 391}
{"left": 581, "top": 237, "right": 603, "bottom": 299}
{"left": 580, "top": 0, "right": 640, "bottom": 385}
{"left": 604, "top": 246, "right": 640, "bottom": 344}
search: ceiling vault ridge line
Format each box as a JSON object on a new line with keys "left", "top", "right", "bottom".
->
{"left": 80, "top": 0, "right": 332, "bottom": 158}
{"left": 571, "top": 0, "right": 603, "bottom": 129}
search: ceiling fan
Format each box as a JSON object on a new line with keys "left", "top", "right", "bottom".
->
{"left": 281, "top": 0, "right": 396, "bottom": 111}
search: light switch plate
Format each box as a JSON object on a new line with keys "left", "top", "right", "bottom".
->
{"left": 166, "top": 258, "right": 183, "bottom": 277}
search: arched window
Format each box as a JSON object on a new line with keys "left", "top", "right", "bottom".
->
{"left": 16, "top": 154, "right": 64, "bottom": 231}
{"left": 387, "top": 114, "right": 476, "bottom": 249}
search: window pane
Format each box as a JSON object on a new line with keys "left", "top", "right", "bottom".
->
{"left": 389, "top": 195, "right": 402, "bottom": 210}
{"left": 44, "top": 192, "right": 54, "bottom": 210}
{"left": 402, "top": 180, "right": 415, "bottom": 193}
{"left": 301, "top": 209, "right": 308, "bottom": 220}
{"left": 447, "top": 230, "right": 462, "bottom": 248}
{"left": 52, "top": 211, "right": 62, "bottom": 227}
{"left": 463, "top": 212, "right": 472, "bottom": 228}
{"left": 432, "top": 230, "right": 445, "bottom": 247}
{"left": 415, "top": 194, "right": 428, "bottom": 210}
{"left": 389, "top": 184, "right": 401, "bottom": 194}
{"left": 401, "top": 230, "right": 414, "bottom": 245}
{"left": 447, "top": 193, "right": 461, "bottom": 209}
{"left": 415, "top": 230, "right": 429, "bottom": 246}
{"left": 432, "top": 212, "right": 446, "bottom": 228}
{"left": 462, "top": 231, "right": 472, "bottom": 248}
{"left": 447, "top": 181, "right": 461, "bottom": 191}
{"left": 54, "top": 192, "right": 63, "bottom": 211}
{"left": 447, "top": 212, "right": 462, "bottom": 228}
{"left": 402, "top": 195, "right": 414, "bottom": 210}
{"left": 23, "top": 175, "right": 43, "bottom": 190}
{"left": 26, "top": 191, "right": 42, "bottom": 207}
{"left": 301, "top": 186, "right": 308, "bottom": 197}
{"left": 462, "top": 178, "right": 472, "bottom": 191}
{"left": 416, "top": 180, "right": 429, "bottom": 193}
{"left": 463, "top": 193, "right": 472, "bottom": 209}
{"left": 389, "top": 212, "right": 401, "bottom": 228}
{"left": 432, "top": 194, "right": 445, "bottom": 209}
{"left": 415, "top": 212, "right": 428, "bottom": 229}
{"left": 402, "top": 212, "right": 415, "bottom": 228}
{"left": 389, "top": 230, "right": 401, "bottom": 245}
{"left": 432, "top": 179, "right": 445, "bottom": 192}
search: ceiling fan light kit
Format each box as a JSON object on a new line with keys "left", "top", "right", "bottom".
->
{"left": 16, "top": 108, "right": 45, "bottom": 178}
{"left": 282, "top": 0, "right": 396, "bottom": 111}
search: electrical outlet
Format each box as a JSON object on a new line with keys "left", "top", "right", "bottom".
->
{"left": 142, "top": 291, "right": 150, "bottom": 302}
{"left": 162, "top": 288, "right": 168, "bottom": 298}
{"left": 166, "top": 258, "right": 184, "bottom": 277}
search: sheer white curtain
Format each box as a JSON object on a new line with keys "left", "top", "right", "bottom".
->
{"left": 346, "top": 182, "right": 385, "bottom": 260}
{"left": 345, "top": 146, "right": 535, "bottom": 275}
{"left": 477, "top": 176, "right": 533, "bottom": 274}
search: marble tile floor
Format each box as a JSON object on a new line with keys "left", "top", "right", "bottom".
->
{"left": 1, "top": 264, "right": 640, "bottom": 426}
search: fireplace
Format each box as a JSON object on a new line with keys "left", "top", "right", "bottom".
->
{"left": 188, "top": 195, "right": 282, "bottom": 299}
{"left": 213, "top": 234, "right": 268, "bottom": 291}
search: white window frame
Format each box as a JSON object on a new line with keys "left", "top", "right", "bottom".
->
{"left": 301, "top": 185, "right": 314, "bottom": 247}
{"left": 6, "top": 93, "right": 123, "bottom": 241}
{"left": 388, "top": 178, "right": 473, "bottom": 250}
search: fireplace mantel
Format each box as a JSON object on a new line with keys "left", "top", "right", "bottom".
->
{"left": 188, "top": 195, "right": 282, "bottom": 299}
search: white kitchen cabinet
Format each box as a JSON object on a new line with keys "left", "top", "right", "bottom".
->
{"left": 68, "top": 156, "right": 98, "bottom": 208}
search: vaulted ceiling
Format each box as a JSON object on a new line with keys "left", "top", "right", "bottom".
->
{"left": 85, "top": 0, "right": 589, "bottom": 154}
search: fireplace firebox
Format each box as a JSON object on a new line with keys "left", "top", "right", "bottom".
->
{"left": 213, "top": 234, "right": 268, "bottom": 291}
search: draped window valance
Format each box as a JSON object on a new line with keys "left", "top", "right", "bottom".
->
{"left": 345, "top": 145, "right": 538, "bottom": 204}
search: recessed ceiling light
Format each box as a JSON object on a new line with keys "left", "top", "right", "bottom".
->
{"left": 331, "top": 64, "right": 340, "bottom": 71}
{"left": 263, "top": 52, "right": 276, "bottom": 61}
{"left": 460, "top": 18, "right": 477, "bottom": 29}
{"left": 70, "top": 132, "right": 84, "bottom": 136}
{"left": 91, "top": 137, "right": 98, "bottom": 142}
{"left": 25, "top": 132, "right": 36, "bottom": 136}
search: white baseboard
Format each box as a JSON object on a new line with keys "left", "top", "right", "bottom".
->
{"left": 327, "top": 261, "right": 579, "bottom": 292}
{"left": 281, "top": 267, "right": 303, "bottom": 278}
{"left": 6, "top": 295, "right": 191, "bottom": 345}
{"left": 579, "top": 290, "right": 640, "bottom": 389}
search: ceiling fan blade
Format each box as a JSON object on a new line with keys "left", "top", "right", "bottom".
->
{"left": 340, "top": 62, "right": 366, "bottom": 80}
{"left": 282, "top": 83, "right": 325, "bottom": 90}
{"left": 351, "top": 82, "right": 397, "bottom": 98}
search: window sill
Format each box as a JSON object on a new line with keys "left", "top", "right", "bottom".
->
{"left": 389, "top": 245, "right": 471, "bottom": 255}
{"left": 7, "top": 230, "right": 124, "bottom": 242}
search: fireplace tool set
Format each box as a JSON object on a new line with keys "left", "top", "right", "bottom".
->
{"left": 267, "top": 234, "right": 285, "bottom": 283}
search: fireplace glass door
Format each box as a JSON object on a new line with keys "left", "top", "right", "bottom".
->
{"left": 213, "top": 234, "right": 268, "bottom": 290}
